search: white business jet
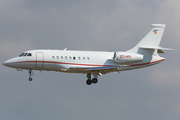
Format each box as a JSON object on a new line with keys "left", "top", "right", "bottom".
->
{"left": 3, "top": 24, "right": 173, "bottom": 85}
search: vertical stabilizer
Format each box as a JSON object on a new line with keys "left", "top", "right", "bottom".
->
{"left": 127, "top": 24, "right": 166, "bottom": 55}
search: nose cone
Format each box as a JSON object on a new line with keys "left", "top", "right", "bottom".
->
{"left": 3, "top": 60, "right": 9, "bottom": 66}
{"left": 3, "top": 57, "right": 19, "bottom": 68}
{"left": 3, "top": 59, "right": 13, "bottom": 67}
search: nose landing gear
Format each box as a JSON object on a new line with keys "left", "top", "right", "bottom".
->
{"left": 28, "top": 69, "right": 34, "bottom": 81}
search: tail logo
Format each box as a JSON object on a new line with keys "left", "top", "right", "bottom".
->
{"left": 153, "top": 30, "right": 158, "bottom": 34}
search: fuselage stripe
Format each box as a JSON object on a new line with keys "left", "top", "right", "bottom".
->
{"left": 129, "top": 59, "right": 164, "bottom": 66}
{"left": 13, "top": 61, "right": 113, "bottom": 67}
{"left": 13, "top": 59, "right": 164, "bottom": 67}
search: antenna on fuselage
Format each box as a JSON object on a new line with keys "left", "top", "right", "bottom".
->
{"left": 64, "top": 47, "right": 67, "bottom": 51}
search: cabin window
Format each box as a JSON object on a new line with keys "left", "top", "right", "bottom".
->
{"left": 61, "top": 56, "right": 63, "bottom": 59}
{"left": 69, "top": 56, "right": 72, "bottom": 59}
{"left": 52, "top": 56, "right": 55, "bottom": 59}
{"left": 65, "top": 56, "right": 67, "bottom": 59}
{"left": 78, "top": 57, "right": 80, "bottom": 60}
{"left": 83, "top": 57, "right": 85, "bottom": 60}
{"left": 57, "top": 56, "right": 59, "bottom": 59}
{"left": 87, "top": 57, "right": 90, "bottom": 60}
{"left": 73, "top": 57, "right": 76, "bottom": 60}
{"left": 27, "top": 53, "right": 32, "bottom": 56}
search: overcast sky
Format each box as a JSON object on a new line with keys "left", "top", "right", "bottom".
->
{"left": 0, "top": 0, "right": 180, "bottom": 120}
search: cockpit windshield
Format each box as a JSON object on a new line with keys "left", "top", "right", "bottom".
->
{"left": 19, "top": 53, "right": 25, "bottom": 57}
{"left": 27, "top": 53, "right": 32, "bottom": 56}
{"left": 19, "top": 53, "right": 32, "bottom": 57}
{"left": 23, "top": 53, "right": 28, "bottom": 56}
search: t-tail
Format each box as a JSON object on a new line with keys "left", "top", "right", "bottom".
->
{"left": 126, "top": 24, "right": 173, "bottom": 62}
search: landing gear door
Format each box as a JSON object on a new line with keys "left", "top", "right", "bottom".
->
{"left": 36, "top": 52, "right": 44, "bottom": 68}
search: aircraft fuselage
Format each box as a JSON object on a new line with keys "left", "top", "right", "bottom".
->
{"left": 3, "top": 49, "right": 164, "bottom": 73}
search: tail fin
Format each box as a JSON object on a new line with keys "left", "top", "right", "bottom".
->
{"left": 127, "top": 24, "right": 172, "bottom": 55}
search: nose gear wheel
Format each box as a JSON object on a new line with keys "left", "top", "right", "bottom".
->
{"left": 28, "top": 69, "right": 34, "bottom": 81}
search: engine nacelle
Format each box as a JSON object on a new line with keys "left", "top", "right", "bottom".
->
{"left": 113, "top": 52, "right": 144, "bottom": 64}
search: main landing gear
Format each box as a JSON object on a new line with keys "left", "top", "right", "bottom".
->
{"left": 86, "top": 72, "right": 98, "bottom": 85}
{"left": 28, "top": 69, "right": 34, "bottom": 81}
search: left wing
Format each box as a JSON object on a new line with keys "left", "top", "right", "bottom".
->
{"left": 69, "top": 66, "right": 120, "bottom": 74}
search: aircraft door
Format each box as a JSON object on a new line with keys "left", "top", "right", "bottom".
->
{"left": 36, "top": 52, "right": 44, "bottom": 68}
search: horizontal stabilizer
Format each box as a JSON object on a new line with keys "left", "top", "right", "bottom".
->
{"left": 151, "top": 24, "right": 166, "bottom": 28}
{"left": 139, "top": 46, "right": 174, "bottom": 51}
{"left": 139, "top": 46, "right": 174, "bottom": 53}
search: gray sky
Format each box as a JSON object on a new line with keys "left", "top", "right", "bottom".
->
{"left": 0, "top": 0, "right": 179, "bottom": 120}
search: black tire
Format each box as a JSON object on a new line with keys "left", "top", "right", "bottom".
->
{"left": 29, "top": 78, "right": 32, "bottom": 81}
{"left": 86, "top": 79, "right": 92, "bottom": 85}
{"left": 92, "top": 78, "right": 98, "bottom": 84}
